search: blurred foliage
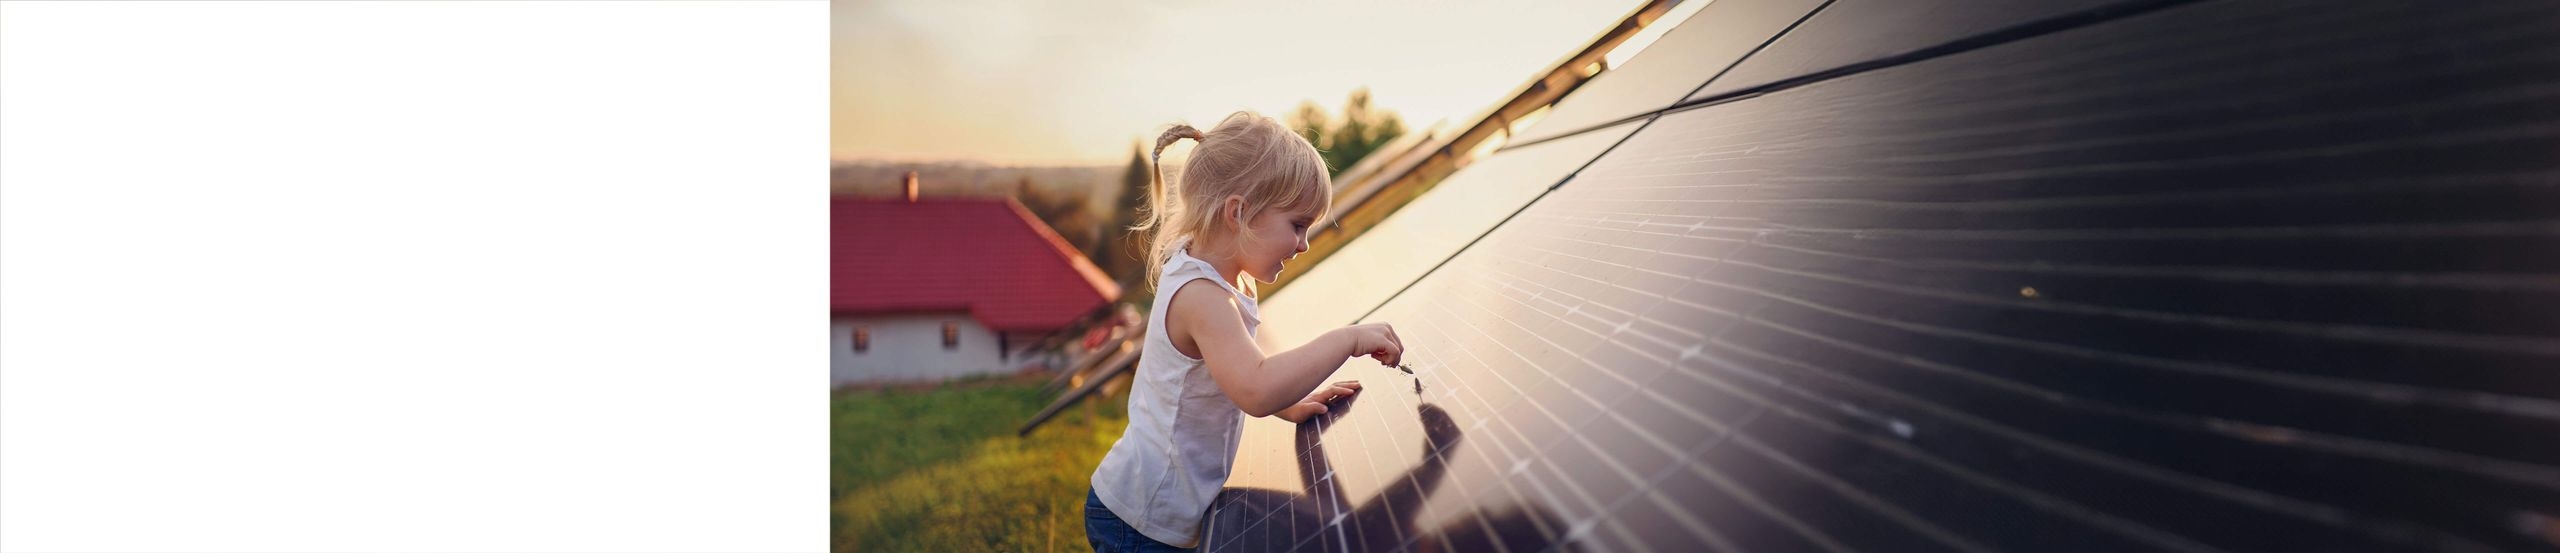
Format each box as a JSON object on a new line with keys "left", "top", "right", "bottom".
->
{"left": 1288, "top": 87, "right": 1409, "bottom": 179}
{"left": 1102, "top": 144, "right": 1155, "bottom": 303}
{"left": 832, "top": 377, "right": 1130, "bottom": 552}
{"left": 1014, "top": 174, "right": 1107, "bottom": 260}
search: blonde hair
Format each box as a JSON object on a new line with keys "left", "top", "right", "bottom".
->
{"left": 1133, "top": 111, "right": 1334, "bottom": 294}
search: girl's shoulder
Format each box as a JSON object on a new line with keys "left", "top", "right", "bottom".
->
{"left": 1158, "top": 277, "right": 1248, "bottom": 361}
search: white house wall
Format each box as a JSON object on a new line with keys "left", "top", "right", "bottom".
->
{"left": 831, "top": 312, "right": 1010, "bottom": 385}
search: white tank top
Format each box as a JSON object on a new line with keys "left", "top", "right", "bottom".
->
{"left": 1090, "top": 243, "right": 1259, "bottom": 548}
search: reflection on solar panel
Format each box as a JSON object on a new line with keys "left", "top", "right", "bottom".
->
{"left": 1206, "top": 1, "right": 2560, "bottom": 551}
{"left": 1256, "top": 121, "right": 1646, "bottom": 352}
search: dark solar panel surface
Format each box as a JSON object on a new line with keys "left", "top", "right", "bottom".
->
{"left": 1681, "top": 0, "right": 2144, "bottom": 102}
{"left": 1207, "top": 1, "right": 2560, "bottom": 551}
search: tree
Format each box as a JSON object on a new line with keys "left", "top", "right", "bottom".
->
{"left": 1017, "top": 174, "right": 1101, "bottom": 259}
{"left": 1287, "top": 101, "right": 1331, "bottom": 160}
{"left": 1288, "top": 87, "right": 1407, "bottom": 178}
{"left": 1103, "top": 142, "right": 1155, "bottom": 294}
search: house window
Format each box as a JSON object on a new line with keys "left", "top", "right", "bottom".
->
{"left": 852, "top": 327, "right": 869, "bottom": 353}
{"left": 942, "top": 322, "right": 960, "bottom": 350}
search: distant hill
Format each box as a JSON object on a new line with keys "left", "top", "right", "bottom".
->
{"left": 832, "top": 159, "right": 1133, "bottom": 278}
{"left": 832, "top": 159, "right": 1118, "bottom": 202}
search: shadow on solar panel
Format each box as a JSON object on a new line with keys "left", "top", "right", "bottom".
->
{"left": 1212, "top": 0, "right": 2560, "bottom": 551}
{"left": 1206, "top": 399, "right": 1577, "bottom": 553}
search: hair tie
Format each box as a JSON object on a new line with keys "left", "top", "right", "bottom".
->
{"left": 1152, "top": 126, "right": 1205, "bottom": 161}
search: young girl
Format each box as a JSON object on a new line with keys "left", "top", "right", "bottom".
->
{"left": 1085, "top": 111, "right": 1405, "bottom": 552}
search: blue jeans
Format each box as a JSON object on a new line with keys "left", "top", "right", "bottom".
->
{"left": 1085, "top": 488, "right": 1193, "bottom": 552}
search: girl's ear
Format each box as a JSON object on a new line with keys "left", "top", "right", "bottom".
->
{"left": 1223, "top": 195, "right": 1246, "bottom": 225}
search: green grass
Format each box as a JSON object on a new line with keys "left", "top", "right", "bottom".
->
{"left": 833, "top": 376, "right": 1128, "bottom": 552}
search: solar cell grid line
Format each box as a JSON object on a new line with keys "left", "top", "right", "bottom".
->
{"left": 1702, "top": 325, "right": 2553, "bottom": 530}
{"left": 1433, "top": 280, "right": 1914, "bottom": 553}
{"left": 1680, "top": 334, "right": 2248, "bottom": 550}
{"left": 1350, "top": 362, "right": 1478, "bottom": 550}
{"left": 1315, "top": 415, "right": 1352, "bottom": 553}
{"left": 1495, "top": 199, "right": 2549, "bottom": 545}
{"left": 1426, "top": 305, "right": 1639, "bottom": 524}
{"left": 1699, "top": 302, "right": 2560, "bottom": 540}
{"left": 1679, "top": 280, "right": 2437, "bottom": 522}
{"left": 1520, "top": 210, "right": 2560, "bottom": 432}
{"left": 1866, "top": 86, "right": 2560, "bottom": 170}
{"left": 1712, "top": 250, "right": 2560, "bottom": 396}
{"left": 1648, "top": 52, "right": 2549, "bottom": 198}
{"left": 1640, "top": 409, "right": 1898, "bottom": 552}
{"left": 1423, "top": 264, "right": 1904, "bottom": 547}
{"left": 1338, "top": 375, "right": 1418, "bottom": 550}
{"left": 1572, "top": 397, "right": 1848, "bottom": 552}
{"left": 1350, "top": 360, "right": 1561, "bottom": 552}
{"left": 1456, "top": 252, "right": 2225, "bottom": 552}
{"left": 1850, "top": 55, "right": 2560, "bottom": 161}
{"left": 1344, "top": 390, "right": 1429, "bottom": 550}
{"left": 1542, "top": 195, "right": 2558, "bottom": 311}
{"left": 1362, "top": 376, "right": 1535, "bottom": 553}
{"left": 1382, "top": 248, "right": 2181, "bottom": 550}
{"left": 1615, "top": 407, "right": 1858, "bottom": 553}
{"left": 1521, "top": 219, "right": 2560, "bottom": 429}
{"left": 1687, "top": 0, "right": 2560, "bottom": 130}
{"left": 1721, "top": 235, "right": 2560, "bottom": 358}
{"left": 1208, "top": 308, "right": 1566, "bottom": 550}
{"left": 1425, "top": 316, "right": 1704, "bottom": 551}
{"left": 1395, "top": 364, "right": 1559, "bottom": 553}
{"left": 1432, "top": 291, "right": 1635, "bottom": 428}
{"left": 1588, "top": 175, "right": 2560, "bottom": 241}
{"left": 1464, "top": 211, "right": 2539, "bottom": 545}
{"left": 1413, "top": 307, "right": 1689, "bottom": 553}
{"left": 1495, "top": 248, "right": 2385, "bottom": 545}
{"left": 1409, "top": 311, "right": 1617, "bottom": 547}
{"left": 1329, "top": 401, "right": 1386, "bottom": 551}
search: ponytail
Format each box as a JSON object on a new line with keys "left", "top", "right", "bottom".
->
{"left": 1134, "top": 124, "right": 1207, "bottom": 289}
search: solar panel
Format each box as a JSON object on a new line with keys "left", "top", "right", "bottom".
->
{"left": 1256, "top": 121, "right": 1647, "bottom": 352}
{"left": 1207, "top": 0, "right": 2560, "bottom": 551}
{"left": 1503, "top": 0, "right": 1823, "bottom": 147}
{"left": 1682, "top": 0, "right": 2143, "bottom": 102}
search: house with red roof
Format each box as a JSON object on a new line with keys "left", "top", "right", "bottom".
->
{"left": 831, "top": 183, "right": 1122, "bottom": 386}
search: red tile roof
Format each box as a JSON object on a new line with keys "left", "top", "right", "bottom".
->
{"left": 832, "top": 197, "right": 1122, "bottom": 331}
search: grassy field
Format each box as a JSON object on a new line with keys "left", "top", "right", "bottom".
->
{"left": 832, "top": 375, "right": 1128, "bottom": 552}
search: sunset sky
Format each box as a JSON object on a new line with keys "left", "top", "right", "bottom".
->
{"left": 832, "top": 0, "right": 1648, "bottom": 165}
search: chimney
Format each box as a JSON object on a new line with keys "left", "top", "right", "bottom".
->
{"left": 903, "top": 171, "right": 920, "bottom": 202}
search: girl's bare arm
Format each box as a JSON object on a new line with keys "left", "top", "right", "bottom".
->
{"left": 1170, "top": 280, "right": 1400, "bottom": 417}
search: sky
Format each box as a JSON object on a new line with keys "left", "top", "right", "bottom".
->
{"left": 832, "top": 0, "right": 1648, "bottom": 165}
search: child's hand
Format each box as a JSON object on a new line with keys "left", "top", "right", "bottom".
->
{"left": 1340, "top": 323, "right": 1403, "bottom": 368}
{"left": 1274, "top": 380, "right": 1361, "bottom": 423}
